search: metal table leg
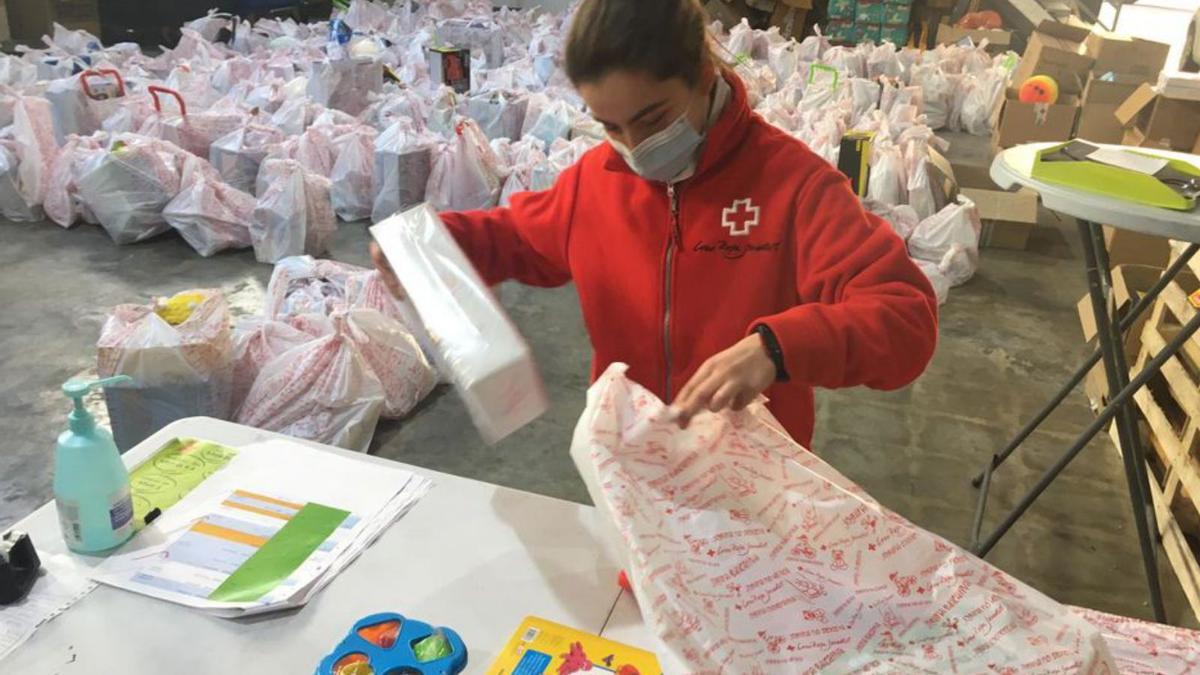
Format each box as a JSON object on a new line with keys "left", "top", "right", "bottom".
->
{"left": 969, "top": 243, "right": 1199, "bottom": 544}
{"left": 967, "top": 224, "right": 1199, "bottom": 622}
{"left": 970, "top": 303, "right": 1200, "bottom": 564}
{"left": 1081, "top": 220, "right": 1164, "bottom": 622}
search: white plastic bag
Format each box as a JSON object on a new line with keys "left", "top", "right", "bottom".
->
{"left": 498, "top": 137, "right": 548, "bottom": 206}
{"left": 306, "top": 59, "right": 383, "bottom": 116}
{"left": 866, "top": 143, "right": 906, "bottom": 207}
{"left": 572, "top": 363, "right": 1117, "bottom": 673}
{"left": 97, "top": 290, "right": 234, "bottom": 451}
{"left": 44, "top": 133, "right": 107, "bottom": 227}
{"left": 139, "top": 86, "right": 245, "bottom": 158}
{"left": 250, "top": 159, "right": 337, "bottom": 263}
{"left": 267, "top": 127, "right": 335, "bottom": 177}
{"left": 263, "top": 256, "right": 366, "bottom": 319}
{"left": 911, "top": 64, "right": 953, "bottom": 130}
{"left": 915, "top": 259, "right": 951, "bottom": 305}
{"left": 341, "top": 308, "right": 436, "bottom": 419}
{"left": 866, "top": 201, "right": 920, "bottom": 241}
{"left": 76, "top": 134, "right": 189, "bottom": 245}
{"left": 12, "top": 95, "right": 57, "bottom": 216}
{"left": 230, "top": 316, "right": 315, "bottom": 414}
{"left": 209, "top": 123, "right": 286, "bottom": 195}
{"left": 525, "top": 98, "right": 572, "bottom": 149}
{"left": 163, "top": 156, "right": 255, "bottom": 257}
{"left": 908, "top": 196, "right": 982, "bottom": 286}
{"left": 372, "top": 119, "right": 437, "bottom": 223}
{"left": 329, "top": 125, "right": 377, "bottom": 221}
{"left": 235, "top": 316, "right": 385, "bottom": 452}
{"left": 45, "top": 69, "right": 126, "bottom": 144}
{"left": 464, "top": 90, "right": 528, "bottom": 142}
{"left": 0, "top": 143, "right": 37, "bottom": 221}
{"left": 426, "top": 118, "right": 505, "bottom": 212}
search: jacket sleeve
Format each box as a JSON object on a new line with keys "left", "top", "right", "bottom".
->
{"left": 754, "top": 168, "right": 939, "bottom": 390}
{"left": 439, "top": 161, "right": 580, "bottom": 288}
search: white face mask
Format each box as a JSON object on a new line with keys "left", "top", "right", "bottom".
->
{"left": 610, "top": 104, "right": 704, "bottom": 183}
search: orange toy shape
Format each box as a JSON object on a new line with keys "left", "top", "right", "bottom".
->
{"left": 1018, "top": 75, "right": 1059, "bottom": 104}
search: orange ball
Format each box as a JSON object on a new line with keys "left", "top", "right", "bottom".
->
{"left": 1018, "top": 75, "right": 1059, "bottom": 104}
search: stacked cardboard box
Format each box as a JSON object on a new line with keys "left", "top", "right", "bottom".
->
{"left": 992, "top": 21, "right": 1172, "bottom": 150}
{"left": 935, "top": 23, "right": 1012, "bottom": 54}
{"left": 827, "top": 0, "right": 910, "bottom": 45}
{"left": 1114, "top": 83, "right": 1200, "bottom": 152}
{"left": 768, "top": 0, "right": 812, "bottom": 40}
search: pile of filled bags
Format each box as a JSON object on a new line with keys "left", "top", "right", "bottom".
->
{"left": 0, "top": 1, "right": 1016, "bottom": 305}
{"left": 97, "top": 257, "right": 436, "bottom": 451}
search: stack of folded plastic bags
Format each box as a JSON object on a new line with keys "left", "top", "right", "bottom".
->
{"left": 96, "top": 258, "right": 437, "bottom": 452}
{"left": 1, "top": 2, "right": 1021, "bottom": 306}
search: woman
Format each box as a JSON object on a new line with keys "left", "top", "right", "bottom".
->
{"left": 372, "top": 0, "right": 938, "bottom": 446}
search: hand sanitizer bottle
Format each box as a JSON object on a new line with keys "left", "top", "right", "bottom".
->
{"left": 54, "top": 376, "right": 135, "bottom": 553}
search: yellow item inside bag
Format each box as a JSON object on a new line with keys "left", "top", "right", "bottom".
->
{"left": 155, "top": 291, "right": 208, "bottom": 326}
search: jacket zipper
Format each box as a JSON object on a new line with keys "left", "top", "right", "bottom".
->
{"left": 663, "top": 183, "right": 682, "bottom": 401}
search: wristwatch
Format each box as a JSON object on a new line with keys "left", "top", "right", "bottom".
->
{"left": 753, "top": 324, "right": 790, "bottom": 383}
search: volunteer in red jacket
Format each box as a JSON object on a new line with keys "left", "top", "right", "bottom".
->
{"left": 373, "top": 0, "right": 938, "bottom": 446}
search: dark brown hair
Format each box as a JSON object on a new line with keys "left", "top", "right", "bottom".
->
{"left": 565, "top": 0, "right": 714, "bottom": 86}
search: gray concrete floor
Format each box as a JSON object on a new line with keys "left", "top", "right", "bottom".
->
{"left": 1, "top": 132, "right": 1195, "bottom": 628}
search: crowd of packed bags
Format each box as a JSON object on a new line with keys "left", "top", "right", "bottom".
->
{"left": 97, "top": 257, "right": 436, "bottom": 452}
{"left": 0, "top": 0, "right": 1018, "bottom": 303}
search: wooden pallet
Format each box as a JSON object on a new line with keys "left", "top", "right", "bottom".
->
{"left": 1108, "top": 425, "right": 1200, "bottom": 623}
{"left": 1121, "top": 271, "right": 1200, "bottom": 621}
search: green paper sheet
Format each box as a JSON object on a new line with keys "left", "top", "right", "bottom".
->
{"left": 129, "top": 438, "right": 238, "bottom": 527}
{"left": 208, "top": 502, "right": 350, "bottom": 603}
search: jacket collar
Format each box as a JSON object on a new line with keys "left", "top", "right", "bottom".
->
{"left": 602, "top": 69, "right": 753, "bottom": 182}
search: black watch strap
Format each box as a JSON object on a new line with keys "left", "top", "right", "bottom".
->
{"left": 754, "top": 324, "right": 790, "bottom": 382}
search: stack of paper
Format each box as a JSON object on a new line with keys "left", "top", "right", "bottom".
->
{"left": 92, "top": 438, "right": 431, "bottom": 616}
{"left": 1158, "top": 71, "right": 1200, "bottom": 102}
{"left": 0, "top": 554, "right": 96, "bottom": 661}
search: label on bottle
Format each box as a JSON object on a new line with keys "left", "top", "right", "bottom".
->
{"left": 56, "top": 498, "right": 82, "bottom": 547}
{"left": 110, "top": 486, "right": 134, "bottom": 537}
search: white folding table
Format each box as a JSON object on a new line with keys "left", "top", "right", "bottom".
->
{"left": 969, "top": 142, "right": 1200, "bottom": 622}
{"left": 1, "top": 417, "right": 631, "bottom": 674}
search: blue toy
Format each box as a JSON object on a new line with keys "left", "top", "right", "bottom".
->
{"left": 316, "top": 612, "right": 467, "bottom": 675}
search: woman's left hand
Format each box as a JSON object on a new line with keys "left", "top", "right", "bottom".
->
{"left": 671, "top": 333, "right": 777, "bottom": 429}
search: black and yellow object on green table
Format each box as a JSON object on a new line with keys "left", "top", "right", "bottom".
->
{"left": 1031, "top": 140, "right": 1200, "bottom": 211}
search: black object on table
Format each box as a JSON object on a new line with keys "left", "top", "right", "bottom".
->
{"left": 0, "top": 530, "right": 42, "bottom": 605}
{"left": 968, "top": 219, "right": 1200, "bottom": 624}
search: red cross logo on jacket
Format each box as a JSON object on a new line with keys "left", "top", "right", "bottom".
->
{"left": 722, "top": 198, "right": 760, "bottom": 236}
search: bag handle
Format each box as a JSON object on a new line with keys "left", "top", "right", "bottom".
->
{"left": 148, "top": 85, "right": 186, "bottom": 117}
{"left": 80, "top": 68, "right": 125, "bottom": 99}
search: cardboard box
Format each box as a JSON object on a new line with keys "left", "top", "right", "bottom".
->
{"left": 936, "top": 23, "right": 1013, "bottom": 53}
{"left": 1075, "top": 75, "right": 1143, "bottom": 144}
{"left": 371, "top": 204, "right": 549, "bottom": 444}
{"left": 926, "top": 147, "right": 957, "bottom": 213}
{"left": 991, "top": 91, "right": 1079, "bottom": 149}
{"left": 1013, "top": 21, "right": 1094, "bottom": 96}
{"left": 1085, "top": 30, "right": 1169, "bottom": 80}
{"left": 769, "top": 0, "right": 810, "bottom": 40}
{"left": 837, "top": 131, "right": 873, "bottom": 197}
{"left": 1114, "top": 83, "right": 1200, "bottom": 152}
{"left": 1104, "top": 225, "right": 1170, "bottom": 268}
{"left": 427, "top": 46, "right": 471, "bottom": 95}
{"left": 956, "top": 163, "right": 1039, "bottom": 250}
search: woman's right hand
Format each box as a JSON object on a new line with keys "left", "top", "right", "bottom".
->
{"left": 369, "top": 241, "right": 406, "bottom": 299}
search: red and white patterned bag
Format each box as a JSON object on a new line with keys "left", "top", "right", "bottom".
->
{"left": 572, "top": 364, "right": 1117, "bottom": 673}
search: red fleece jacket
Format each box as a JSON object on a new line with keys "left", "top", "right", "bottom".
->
{"left": 442, "top": 72, "right": 938, "bottom": 446}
